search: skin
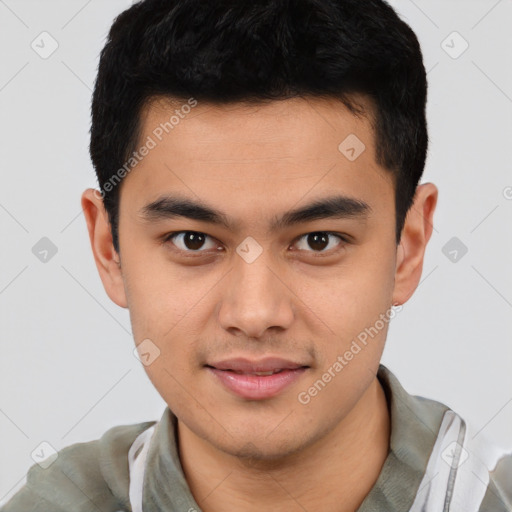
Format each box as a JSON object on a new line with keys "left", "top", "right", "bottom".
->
{"left": 82, "top": 95, "right": 437, "bottom": 512}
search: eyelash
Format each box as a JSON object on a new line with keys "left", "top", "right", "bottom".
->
{"left": 161, "top": 230, "right": 350, "bottom": 257}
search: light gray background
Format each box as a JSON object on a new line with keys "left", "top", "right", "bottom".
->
{"left": 1, "top": 0, "right": 511, "bottom": 504}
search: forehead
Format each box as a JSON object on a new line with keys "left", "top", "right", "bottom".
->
{"left": 139, "top": 94, "right": 377, "bottom": 165}
{"left": 120, "top": 95, "right": 394, "bottom": 227}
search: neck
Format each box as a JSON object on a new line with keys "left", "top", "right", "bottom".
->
{"left": 177, "top": 377, "right": 390, "bottom": 512}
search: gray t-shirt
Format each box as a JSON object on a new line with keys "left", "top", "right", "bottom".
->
{"left": 2, "top": 364, "right": 511, "bottom": 511}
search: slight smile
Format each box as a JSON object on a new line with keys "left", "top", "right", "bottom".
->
{"left": 205, "top": 357, "right": 310, "bottom": 400}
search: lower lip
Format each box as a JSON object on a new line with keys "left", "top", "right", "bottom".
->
{"left": 207, "top": 367, "right": 307, "bottom": 400}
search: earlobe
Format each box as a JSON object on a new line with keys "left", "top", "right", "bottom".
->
{"left": 81, "top": 188, "right": 128, "bottom": 308}
{"left": 392, "top": 182, "right": 438, "bottom": 306}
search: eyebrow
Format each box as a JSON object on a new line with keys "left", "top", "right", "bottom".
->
{"left": 139, "top": 194, "right": 371, "bottom": 232}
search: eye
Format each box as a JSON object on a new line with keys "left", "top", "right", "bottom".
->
{"left": 163, "top": 231, "right": 221, "bottom": 253}
{"left": 292, "top": 231, "right": 348, "bottom": 254}
{"left": 162, "top": 230, "right": 349, "bottom": 256}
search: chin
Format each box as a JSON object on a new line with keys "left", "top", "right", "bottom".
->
{"left": 211, "top": 427, "right": 314, "bottom": 465}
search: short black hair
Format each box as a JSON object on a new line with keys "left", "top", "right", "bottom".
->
{"left": 90, "top": 0, "right": 429, "bottom": 253}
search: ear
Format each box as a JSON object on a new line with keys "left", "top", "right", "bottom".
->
{"left": 81, "top": 188, "right": 128, "bottom": 308}
{"left": 392, "top": 182, "right": 438, "bottom": 306}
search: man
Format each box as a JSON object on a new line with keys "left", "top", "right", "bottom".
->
{"left": 2, "top": 0, "right": 511, "bottom": 511}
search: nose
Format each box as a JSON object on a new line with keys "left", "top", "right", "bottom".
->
{"left": 217, "top": 247, "right": 295, "bottom": 339}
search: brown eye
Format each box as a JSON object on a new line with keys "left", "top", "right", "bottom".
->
{"left": 293, "top": 232, "right": 347, "bottom": 253}
{"left": 182, "top": 232, "right": 206, "bottom": 250}
{"left": 164, "top": 231, "right": 218, "bottom": 252}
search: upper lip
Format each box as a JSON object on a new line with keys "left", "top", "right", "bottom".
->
{"left": 206, "top": 357, "right": 309, "bottom": 373}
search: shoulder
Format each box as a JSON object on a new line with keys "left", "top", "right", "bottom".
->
{"left": 377, "top": 365, "right": 512, "bottom": 510}
{"left": 0, "top": 420, "right": 156, "bottom": 512}
{"left": 474, "top": 443, "right": 512, "bottom": 511}
{"left": 407, "top": 404, "right": 512, "bottom": 511}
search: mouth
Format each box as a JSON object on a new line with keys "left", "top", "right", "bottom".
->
{"left": 211, "top": 368, "right": 290, "bottom": 376}
{"left": 205, "top": 357, "right": 310, "bottom": 400}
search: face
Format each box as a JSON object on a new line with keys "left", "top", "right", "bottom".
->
{"left": 85, "top": 95, "right": 426, "bottom": 460}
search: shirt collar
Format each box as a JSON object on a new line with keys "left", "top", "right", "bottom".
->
{"left": 142, "top": 364, "right": 449, "bottom": 511}
{"left": 357, "top": 364, "right": 449, "bottom": 510}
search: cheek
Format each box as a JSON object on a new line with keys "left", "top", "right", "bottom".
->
{"left": 298, "top": 248, "right": 395, "bottom": 339}
{"left": 122, "top": 259, "right": 207, "bottom": 386}
{"left": 122, "top": 253, "right": 208, "bottom": 339}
